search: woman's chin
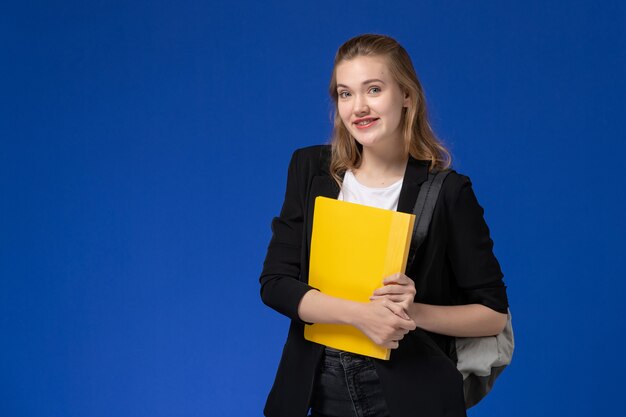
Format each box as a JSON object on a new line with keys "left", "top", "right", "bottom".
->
{"left": 351, "top": 132, "right": 381, "bottom": 147}
{"left": 352, "top": 134, "right": 396, "bottom": 150}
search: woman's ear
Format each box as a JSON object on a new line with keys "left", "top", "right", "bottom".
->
{"left": 403, "top": 91, "right": 411, "bottom": 108}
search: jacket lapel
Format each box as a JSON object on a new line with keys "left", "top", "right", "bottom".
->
{"left": 397, "top": 156, "right": 430, "bottom": 214}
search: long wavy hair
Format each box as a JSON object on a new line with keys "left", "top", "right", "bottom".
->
{"left": 329, "top": 34, "right": 451, "bottom": 186}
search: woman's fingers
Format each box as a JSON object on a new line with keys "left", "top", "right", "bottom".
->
{"left": 382, "top": 272, "right": 411, "bottom": 285}
{"left": 372, "top": 288, "right": 415, "bottom": 305}
{"left": 374, "top": 273, "right": 416, "bottom": 298}
{"left": 353, "top": 301, "right": 417, "bottom": 349}
{"left": 370, "top": 294, "right": 403, "bottom": 302}
{"left": 381, "top": 298, "right": 410, "bottom": 321}
{"left": 372, "top": 284, "right": 405, "bottom": 296}
{"left": 380, "top": 328, "right": 413, "bottom": 349}
{"left": 370, "top": 275, "right": 417, "bottom": 323}
{"left": 382, "top": 340, "right": 400, "bottom": 349}
{"left": 382, "top": 299, "right": 413, "bottom": 322}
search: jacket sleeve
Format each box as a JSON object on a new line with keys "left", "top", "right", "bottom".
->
{"left": 259, "top": 149, "right": 317, "bottom": 323}
{"left": 446, "top": 176, "right": 509, "bottom": 314}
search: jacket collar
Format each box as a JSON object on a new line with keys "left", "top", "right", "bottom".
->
{"left": 312, "top": 153, "right": 430, "bottom": 213}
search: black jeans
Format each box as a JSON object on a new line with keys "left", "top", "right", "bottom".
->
{"left": 309, "top": 348, "right": 390, "bottom": 417}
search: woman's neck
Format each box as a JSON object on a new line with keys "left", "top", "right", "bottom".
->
{"left": 354, "top": 142, "right": 408, "bottom": 188}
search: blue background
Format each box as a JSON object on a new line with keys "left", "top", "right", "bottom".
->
{"left": 2, "top": 1, "right": 625, "bottom": 416}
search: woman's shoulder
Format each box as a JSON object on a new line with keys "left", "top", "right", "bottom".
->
{"left": 291, "top": 144, "right": 331, "bottom": 160}
{"left": 287, "top": 144, "right": 331, "bottom": 176}
{"left": 439, "top": 169, "right": 487, "bottom": 215}
{"left": 442, "top": 169, "right": 471, "bottom": 193}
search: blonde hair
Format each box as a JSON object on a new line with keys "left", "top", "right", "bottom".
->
{"left": 328, "top": 34, "right": 451, "bottom": 186}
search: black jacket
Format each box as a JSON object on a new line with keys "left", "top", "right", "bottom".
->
{"left": 260, "top": 145, "right": 508, "bottom": 417}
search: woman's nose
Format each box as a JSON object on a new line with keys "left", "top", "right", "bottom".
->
{"left": 353, "top": 95, "right": 369, "bottom": 115}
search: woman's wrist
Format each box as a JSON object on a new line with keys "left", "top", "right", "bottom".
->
{"left": 298, "top": 289, "right": 366, "bottom": 326}
{"left": 407, "top": 302, "right": 426, "bottom": 329}
{"left": 343, "top": 300, "right": 367, "bottom": 327}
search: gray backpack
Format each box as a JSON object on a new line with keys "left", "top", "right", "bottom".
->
{"left": 407, "top": 171, "right": 514, "bottom": 409}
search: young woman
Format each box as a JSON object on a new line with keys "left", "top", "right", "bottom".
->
{"left": 259, "top": 34, "right": 509, "bottom": 417}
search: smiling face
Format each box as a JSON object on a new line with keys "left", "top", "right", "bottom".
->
{"left": 335, "top": 55, "right": 410, "bottom": 153}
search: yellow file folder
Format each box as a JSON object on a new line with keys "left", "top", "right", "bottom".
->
{"left": 304, "top": 196, "right": 415, "bottom": 360}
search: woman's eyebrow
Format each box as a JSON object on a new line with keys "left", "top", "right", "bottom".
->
{"left": 336, "top": 79, "right": 386, "bottom": 89}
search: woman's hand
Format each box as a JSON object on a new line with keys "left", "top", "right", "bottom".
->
{"left": 370, "top": 273, "right": 417, "bottom": 315}
{"left": 351, "top": 299, "right": 416, "bottom": 349}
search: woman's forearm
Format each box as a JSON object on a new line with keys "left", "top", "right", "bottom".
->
{"left": 297, "top": 289, "right": 417, "bottom": 349}
{"left": 407, "top": 303, "right": 507, "bottom": 337}
{"left": 297, "top": 289, "right": 362, "bottom": 325}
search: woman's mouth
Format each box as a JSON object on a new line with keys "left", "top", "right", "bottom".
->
{"left": 353, "top": 118, "right": 379, "bottom": 129}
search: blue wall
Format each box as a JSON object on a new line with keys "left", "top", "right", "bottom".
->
{"left": 2, "top": 1, "right": 625, "bottom": 416}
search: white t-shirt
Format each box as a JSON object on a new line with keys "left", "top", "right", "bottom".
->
{"left": 337, "top": 170, "right": 403, "bottom": 211}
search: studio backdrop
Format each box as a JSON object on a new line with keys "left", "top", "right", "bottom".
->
{"left": 1, "top": 1, "right": 625, "bottom": 416}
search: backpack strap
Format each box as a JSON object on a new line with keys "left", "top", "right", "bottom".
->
{"left": 406, "top": 170, "right": 450, "bottom": 268}
{"left": 406, "top": 168, "right": 514, "bottom": 409}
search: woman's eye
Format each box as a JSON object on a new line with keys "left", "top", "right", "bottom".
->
{"left": 338, "top": 91, "right": 351, "bottom": 98}
{"left": 369, "top": 86, "right": 381, "bottom": 94}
